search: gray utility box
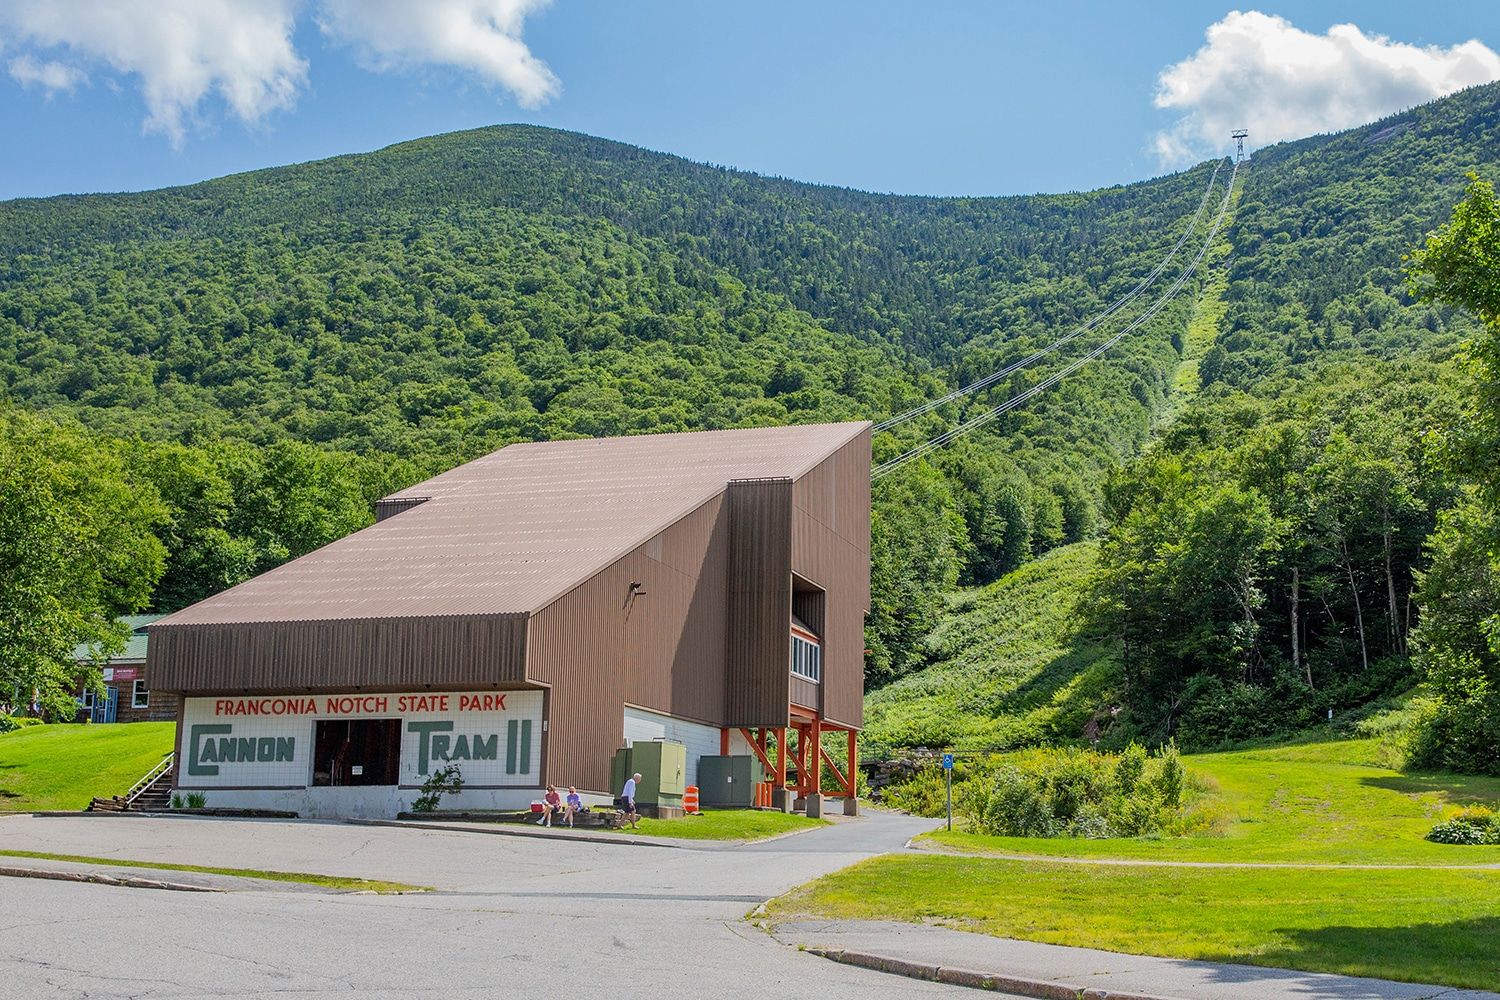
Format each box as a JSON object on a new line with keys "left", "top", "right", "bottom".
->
{"left": 696, "top": 754, "right": 762, "bottom": 808}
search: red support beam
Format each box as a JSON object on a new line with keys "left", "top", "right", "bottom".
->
{"left": 795, "top": 724, "right": 810, "bottom": 795}
{"left": 847, "top": 727, "right": 859, "bottom": 800}
{"left": 809, "top": 720, "right": 823, "bottom": 796}
{"left": 720, "top": 727, "right": 730, "bottom": 756}
{"left": 818, "top": 739, "right": 850, "bottom": 797}
{"left": 739, "top": 727, "right": 775, "bottom": 778}
{"left": 774, "top": 727, "right": 788, "bottom": 792}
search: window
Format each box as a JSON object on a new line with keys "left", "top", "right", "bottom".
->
{"left": 80, "top": 688, "right": 95, "bottom": 710}
{"left": 131, "top": 679, "right": 149, "bottom": 709}
{"left": 790, "top": 634, "right": 822, "bottom": 683}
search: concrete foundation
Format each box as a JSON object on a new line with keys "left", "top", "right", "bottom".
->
{"left": 841, "top": 796, "right": 860, "bottom": 816}
{"left": 771, "top": 787, "right": 794, "bottom": 813}
{"left": 804, "top": 793, "right": 825, "bottom": 819}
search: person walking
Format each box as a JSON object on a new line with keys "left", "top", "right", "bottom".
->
{"left": 620, "top": 772, "right": 641, "bottom": 829}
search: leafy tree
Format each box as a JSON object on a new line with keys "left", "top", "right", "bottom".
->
{"left": 1408, "top": 497, "right": 1500, "bottom": 774}
{"left": 866, "top": 465, "right": 969, "bottom": 689}
{"left": 0, "top": 410, "right": 166, "bottom": 717}
{"left": 1404, "top": 174, "right": 1500, "bottom": 772}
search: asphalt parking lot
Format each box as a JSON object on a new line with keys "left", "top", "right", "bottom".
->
{"left": 0, "top": 810, "right": 1007, "bottom": 1000}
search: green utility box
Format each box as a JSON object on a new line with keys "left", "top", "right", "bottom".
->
{"left": 696, "top": 754, "right": 762, "bottom": 808}
{"left": 609, "top": 740, "right": 687, "bottom": 817}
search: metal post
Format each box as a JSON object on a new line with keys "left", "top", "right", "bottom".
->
{"left": 942, "top": 751, "right": 955, "bottom": 831}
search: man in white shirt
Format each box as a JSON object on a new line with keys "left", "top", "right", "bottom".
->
{"left": 619, "top": 772, "right": 641, "bottom": 829}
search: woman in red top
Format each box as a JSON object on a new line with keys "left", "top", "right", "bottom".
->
{"left": 538, "top": 785, "right": 563, "bottom": 827}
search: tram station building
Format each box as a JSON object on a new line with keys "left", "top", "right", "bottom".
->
{"left": 149, "top": 422, "right": 871, "bottom": 819}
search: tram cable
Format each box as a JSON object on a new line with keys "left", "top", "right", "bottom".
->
{"left": 873, "top": 158, "right": 1228, "bottom": 433}
{"left": 872, "top": 157, "right": 1240, "bottom": 481}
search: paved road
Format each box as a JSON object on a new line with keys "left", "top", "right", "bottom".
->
{"left": 1, "top": 811, "right": 999, "bottom": 1000}
{"left": 775, "top": 920, "right": 1500, "bottom": 1000}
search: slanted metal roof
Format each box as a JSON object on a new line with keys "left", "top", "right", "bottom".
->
{"left": 153, "top": 422, "right": 870, "bottom": 627}
{"left": 72, "top": 614, "right": 166, "bottom": 663}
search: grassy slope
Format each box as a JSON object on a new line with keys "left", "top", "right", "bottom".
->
{"left": 0, "top": 723, "right": 174, "bottom": 811}
{"left": 1169, "top": 268, "right": 1229, "bottom": 400}
{"left": 927, "top": 737, "right": 1500, "bottom": 865}
{"left": 863, "top": 542, "right": 1117, "bottom": 752}
{"left": 771, "top": 738, "right": 1500, "bottom": 989}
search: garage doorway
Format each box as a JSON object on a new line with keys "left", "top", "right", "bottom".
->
{"left": 312, "top": 718, "right": 401, "bottom": 786}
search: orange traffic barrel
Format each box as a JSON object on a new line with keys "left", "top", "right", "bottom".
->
{"left": 683, "top": 785, "right": 700, "bottom": 814}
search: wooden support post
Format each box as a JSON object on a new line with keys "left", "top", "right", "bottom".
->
{"left": 792, "top": 722, "right": 804, "bottom": 791}
{"left": 774, "top": 727, "right": 788, "bottom": 791}
{"left": 847, "top": 728, "right": 858, "bottom": 798}
{"left": 720, "top": 727, "right": 730, "bottom": 756}
{"left": 809, "top": 720, "right": 823, "bottom": 796}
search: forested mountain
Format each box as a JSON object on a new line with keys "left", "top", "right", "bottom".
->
{"left": 3, "top": 82, "right": 1498, "bottom": 737}
{"left": 866, "top": 83, "right": 1500, "bottom": 755}
{"left": 0, "top": 110, "right": 1229, "bottom": 706}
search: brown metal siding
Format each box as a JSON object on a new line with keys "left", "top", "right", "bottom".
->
{"left": 726, "top": 478, "right": 794, "bottom": 727}
{"left": 789, "top": 675, "right": 821, "bottom": 713}
{"left": 149, "top": 614, "right": 528, "bottom": 694}
{"left": 792, "top": 430, "right": 871, "bottom": 729}
{"left": 526, "top": 496, "right": 730, "bottom": 793}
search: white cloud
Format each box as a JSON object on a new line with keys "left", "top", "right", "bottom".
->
{"left": 318, "top": 0, "right": 559, "bottom": 108}
{"left": 1153, "top": 10, "right": 1500, "bottom": 165}
{"left": 0, "top": 0, "right": 306, "bottom": 146}
{"left": 9, "top": 54, "right": 87, "bottom": 94}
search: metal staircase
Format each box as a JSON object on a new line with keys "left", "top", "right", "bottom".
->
{"left": 87, "top": 753, "right": 174, "bottom": 812}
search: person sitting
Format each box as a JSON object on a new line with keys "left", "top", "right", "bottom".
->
{"left": 564, "top": 786, "right": 583, "bottom": 828}
{"left": 538, "top": 784, "right": 563, "bottom": 826}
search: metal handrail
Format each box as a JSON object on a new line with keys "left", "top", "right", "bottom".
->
{"left": 125, "top": 753, "right": 174, "bottom": 804}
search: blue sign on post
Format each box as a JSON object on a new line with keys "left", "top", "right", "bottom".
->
{"left": 942, "top": 753, "right": 955, "bottom": 830}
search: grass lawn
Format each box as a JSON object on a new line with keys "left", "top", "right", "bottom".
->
{"left": 632, "top": 808, "right": 826, "bottom": 841}
{"left": 782, "top": 737, "right": 1500, "bottom": 989}
{"left": 920, "top": 737, "right": 1500, "bottom": 866}
{"left": 0, "top": 722, "right": 175, "bottom": 812}
{"left": 766, "top": 855, "right": 1500, "bottom": 991}
{"left": 0, "top": 849, "right": 422, "bottom": 893}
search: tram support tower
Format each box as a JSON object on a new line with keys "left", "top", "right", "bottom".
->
{"left": 1232, "top": 129, "right": 1249, "bottom": 161}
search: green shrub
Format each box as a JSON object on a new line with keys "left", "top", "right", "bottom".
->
{"left": 1155, "top": 739, "right": 1185, "bottom": 809}
{"left": 0, "top": 715, "right": 45, "bottom": 734}
{"left": 184, "top": 791, "right": 207, "bottom": 809}
{"left": 1427, "top": 805, "right": 1500, "bottom": 845}
{"left": 952, "top": 744, "right": 1202, "bottom": 839}
{"left": 411, "top": 761, "right": 464, "bottom": 812}
{"left": 974, "top": 766, "right": 1057, "bottom": 837}
{"left": 1115, "top": 741, "right": 1147, "bottom": 796}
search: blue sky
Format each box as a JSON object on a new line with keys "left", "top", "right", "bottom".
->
{"left": 2, "top": 1, "right": 1498, "bottom": 201}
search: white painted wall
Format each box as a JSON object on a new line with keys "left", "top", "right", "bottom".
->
{"left": 168, "top": 785, "right": 585, "bottom": 820}
{"left": 178, "top": 690, "right": 544, "bottom": 792}
{"left": 622, "top": 706, "right": 753, "bottom": 787}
